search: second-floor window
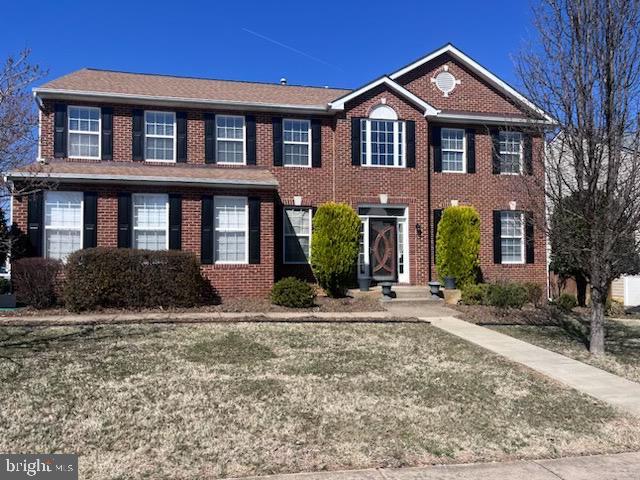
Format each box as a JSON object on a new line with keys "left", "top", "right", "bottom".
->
{"left": 360, "top": 105, "right": 405, "bottom": 167}
{"left": 68, "top": 106, "right": 100, "bottom": 159}
{"left": 133, "top": 194, "right": 169, "bottom": 250}
{"left": 145, "top": 111, "right": 176, "bottom": 161}
{"left": 216, "top": 115, "right": 245, "bottom": 164}
{"left": 441, "top": 128, "right": 465, "bottom": 172}
{"left": 499, "top": 131, "right": 523, "bottom": 174}
{"left": 283, "top": 119, "right": 311, "bottom": 167}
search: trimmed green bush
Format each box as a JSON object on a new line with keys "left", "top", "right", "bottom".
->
{"left": 64, "top": 248, "right": 208, "bottom": 312}
{"left": 554, "top": 293, "right": 578, "bottom": 312}
{"left": 435, "top": 206, "right": 480, "bottom": 288}
{"left": 12, "top": 257, "right": 62, "bottom": 309}
{"left": 270, "top": 277, "right": 316, "bottom": 308}
{"left": 310, "top": 202, "right": 361, "bottom": 298}
{"left": 523, "top": 282, "right": 544, "bottom": 307}
{"left": 487, "top": 283, "right": 528, "bottom": 309}
{"left": 460, "top": 283, "right": 490, "bottom": 305}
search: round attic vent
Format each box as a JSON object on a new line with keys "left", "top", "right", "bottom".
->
{"left": 434, "top": 71, "right": 457, "bottom": 96}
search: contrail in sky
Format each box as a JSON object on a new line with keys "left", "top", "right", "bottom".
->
{"left": 242, "top": 28, "right": 343, "bottom": 71}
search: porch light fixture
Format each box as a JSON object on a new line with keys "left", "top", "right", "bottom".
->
{"left": 415, "top": 223, "right": 423, "bottom": 237}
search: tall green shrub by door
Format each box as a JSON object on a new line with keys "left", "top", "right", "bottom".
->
{"left": 310, "top": 202, "right": 361, "bottom": 297}
{"left": 435, "top": 206, "right": 480, "bottom": 288}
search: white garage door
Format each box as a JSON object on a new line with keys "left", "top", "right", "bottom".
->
{"left": 624, "top": 276, "right": 640, "bottom": 307}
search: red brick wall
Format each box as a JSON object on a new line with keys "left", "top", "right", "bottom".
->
{"left": 12, "top": 184, "right": 275, "bottom": 299}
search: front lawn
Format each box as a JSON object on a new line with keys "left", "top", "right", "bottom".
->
{"left": 490, "top": 319, "right": 640, "bottom": 383}
{"left": 1, "top": 322, "right": 639, "bottom": 479}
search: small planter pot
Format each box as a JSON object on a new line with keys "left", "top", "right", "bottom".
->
{"left": 358, "top": 277, "right": 371, "bottom": 292}
{"left": 0, "top": 294, "right": 17, "bottom": 309}
{"left": 428, "top": 281, "right": 442, "bottom": 299}
{"left": 444, "top": 276, "right": 457, "bottom": 290}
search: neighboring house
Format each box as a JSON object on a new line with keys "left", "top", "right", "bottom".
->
{"left": 6, "top": 43, "right": 551, "bottom": 300}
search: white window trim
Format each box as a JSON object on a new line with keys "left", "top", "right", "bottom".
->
{"left": 132, "top": 193, "right": 170, "bottom": 250}
{"left": 499, "top": 131, "right": 524, "bottom": 175}
{"left": 214, "top": 195, "right": 249, "bottom": 265}
{"left": 144, "top": 110, "right": 177, "bottom": 163}
{"left": 283, "top": 207, "right": 313, "bottom": 265}
{"left": 500, "top": 211, "right": 526, "bottom": 265}
{"left": 441, "top": 127, "right": 466, "bottom": 173}
{"left": 44, "top": 191, "right": 84, "bottom": 262}
{"left": 67, "top": 106, "right": 101, "bottom": 160}
{"left": 283, "top": 118, "right": 311, "bottom": 168}
{"left": 215, "top": 114, "right": 246, "bottom": 165}
{"left": 361, "top": 119, "right": 406, "bottom": 168}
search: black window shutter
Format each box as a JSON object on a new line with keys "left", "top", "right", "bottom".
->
{"left": 431, "top": 126, "right": 442, "bottom": 172}
{"left": 83, "top": 192, "right": 98, "bottom": 249}
{"left": 525, "top": 211, "right": 535, "bottom": 263}
{"left": 351, "top": 117, "right": 361, "bottom": 166}
{"left": 466, "top": 128, "right": 476, "bottom": 173}
{"left": 132, "top": 109, "right": 144, "bottom": 161}
{"left": 524, "top": 133, "right": 533, "bottom": 175}
{"left": 204, "top": 113, "right": 216, "bottom": 164}
{"left": 493, "top": 210, "right": 502, "bottom": 264}
{"left": 433, "top": 209, "right": 443, "bottom": 263}
{"left": 27, "top": 191, "right": 43, "bottom": 256}
{"left": 311, "top": 119, "right": 322, "bottom": 168}
{"left": 246, "top": 115, "right": 256, "bottom": 165}
{"left": 273, "top": 117, "right": 283, "bottom": 166}
{"left": 406, "top": 120, "right": 416, "bottom": 168}
{"left": 117, "top": 193, "right": 132, "bottom": 248}
{"left": 248, "top": 197, "right": 261, "bottom": 264}
{"left": 169, "top": 194, "right": 182, "bottom": 250}
{"left": 491, "top": 129, "right": 501, "bottom": 174}
{"left": 176, "top": 112, "right": 187, "bottom": 163}
{"left": 274, "top": 200, "right": 283, "bottom": 272}
{"left": 101, "top": 107, "right": 113, "bottom": 161}
{"left": 201, "top": 196, "right": 214, "bottom": 264}
{"left": 54, "top": 104, "right": 67, "bottom": 158}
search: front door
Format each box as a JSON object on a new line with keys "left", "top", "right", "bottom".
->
{"left": 369, "top": 218, "right": 398, "bottom": 282}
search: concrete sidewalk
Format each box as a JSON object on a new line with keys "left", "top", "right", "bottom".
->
{"left": 236, "top": 452, "right": 640, "bottom": 480}
{"left": 427, "top": 316, "right": 640, "bottom": 416}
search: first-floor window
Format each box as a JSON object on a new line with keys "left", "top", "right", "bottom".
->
{"left": 133, "top": 194, "right": 168, "bottom": 250}
{"left": 44, "top": 191, "right": 83, "bottom": 261}
{"left": 284, "top": 208, "right": 312, "bottom": 263}
{"left": 500, "top": 211, "right": 524, "bottom": 263}
{"left": 215, "top": 196, "right": 248, "bottom": 263}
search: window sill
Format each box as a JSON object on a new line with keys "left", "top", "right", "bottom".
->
{"left": 440, "top": 170, "right": 467, "bottom": 174}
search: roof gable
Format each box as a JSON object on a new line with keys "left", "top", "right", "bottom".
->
{"left": 389, "top": 43, "right": 552, "bottom": 122}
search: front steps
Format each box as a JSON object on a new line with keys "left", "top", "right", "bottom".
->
{"left": 350, "top": 285, "right": 443, "bottom": 305}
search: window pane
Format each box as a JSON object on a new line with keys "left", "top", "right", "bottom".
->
{"left": 45, "top": 230, "right": 81, "bottom": 261}
{"left": 284, "top": 144, "right": 309, "bottom": 166}
{"left": 134, "top": 231, "right": 167, "bottom": 251}
{"left": 284, "top": 236, "right": 309, "bottom": 263}
{"left": 146, "top": 137, "right": 174, "bottom": 161}
{"left": 69, "top": 107, "right": 99, "bottom": 132}
{"left": 370, "top": 120, "right": 395, "bottom": 166}
{"left": 216, "top": 115, "right": 244, "bottom": 139}
{"left": 216, "top": 232, "right": 246, "bottom": 262}
{"left": 69, "top": 133, "right": 99, "bottom": 158}
{"left": 284, "top": 209, "right": 310, "bottom": 235}
{"left": 217, "top": 140, "right": 244, "bottom": 164}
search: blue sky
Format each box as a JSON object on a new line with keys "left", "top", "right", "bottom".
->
{"left": 1, "top": 0, "right": 534, "bottom": 90}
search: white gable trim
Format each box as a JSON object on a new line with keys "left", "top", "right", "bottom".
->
{"left": 328, "top": 76, "right": 440, "bottom": 117}
{"left": 389, "top": 43, "right": 554, "bottom": 123}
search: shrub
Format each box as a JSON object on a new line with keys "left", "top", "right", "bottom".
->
{"left": 0, "top": 278, "right": 10, "bottom": 295}
{"left": 64, "top": 248, "right": 208, "bottom": 312}
{"left": 523, "top": 282, "right": 544, "bottom": 307}
{"left": 606, "top": 298, "right": 626, "bottom": 317}
{"left": 555, "top": 293, "right": 578, "bottom": 312}
{"left": 12, "top": 257, "right": 62, "bottom": 308}
{"left": 270, "top": 277, "right": 316, "bottom": 308}
{"left": 461, "top": 283, "right": 490, "bottom": 305}
{"left": 310, "top": 202, "right": 361, "bottom": 298}
{"left": 486, "top": 283, "right": 528, "bottom": 309}
{"left": 435, "top": 206, "right": 480, "bottom": 288}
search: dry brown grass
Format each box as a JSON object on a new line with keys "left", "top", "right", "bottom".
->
{"left": 1, "top": 322, "right": 640, "bottom": 479}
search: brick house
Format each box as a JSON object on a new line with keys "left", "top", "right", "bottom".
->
{"left": 8, "top": 43, "right": 552, "bottom": 300}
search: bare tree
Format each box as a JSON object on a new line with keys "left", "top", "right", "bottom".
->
{"left": 517, "top": 0, "right": 640, "bottom": 354}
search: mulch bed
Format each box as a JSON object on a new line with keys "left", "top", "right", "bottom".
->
{"left": 452, "top": 304, "right": 566, "bottom": 326}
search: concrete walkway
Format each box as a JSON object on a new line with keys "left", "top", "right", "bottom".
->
{"left": 237, "top": 452, "right": 640, "bottom": 480}
{"left": 427, "top": 316, "right": 640, "bottom": 416}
